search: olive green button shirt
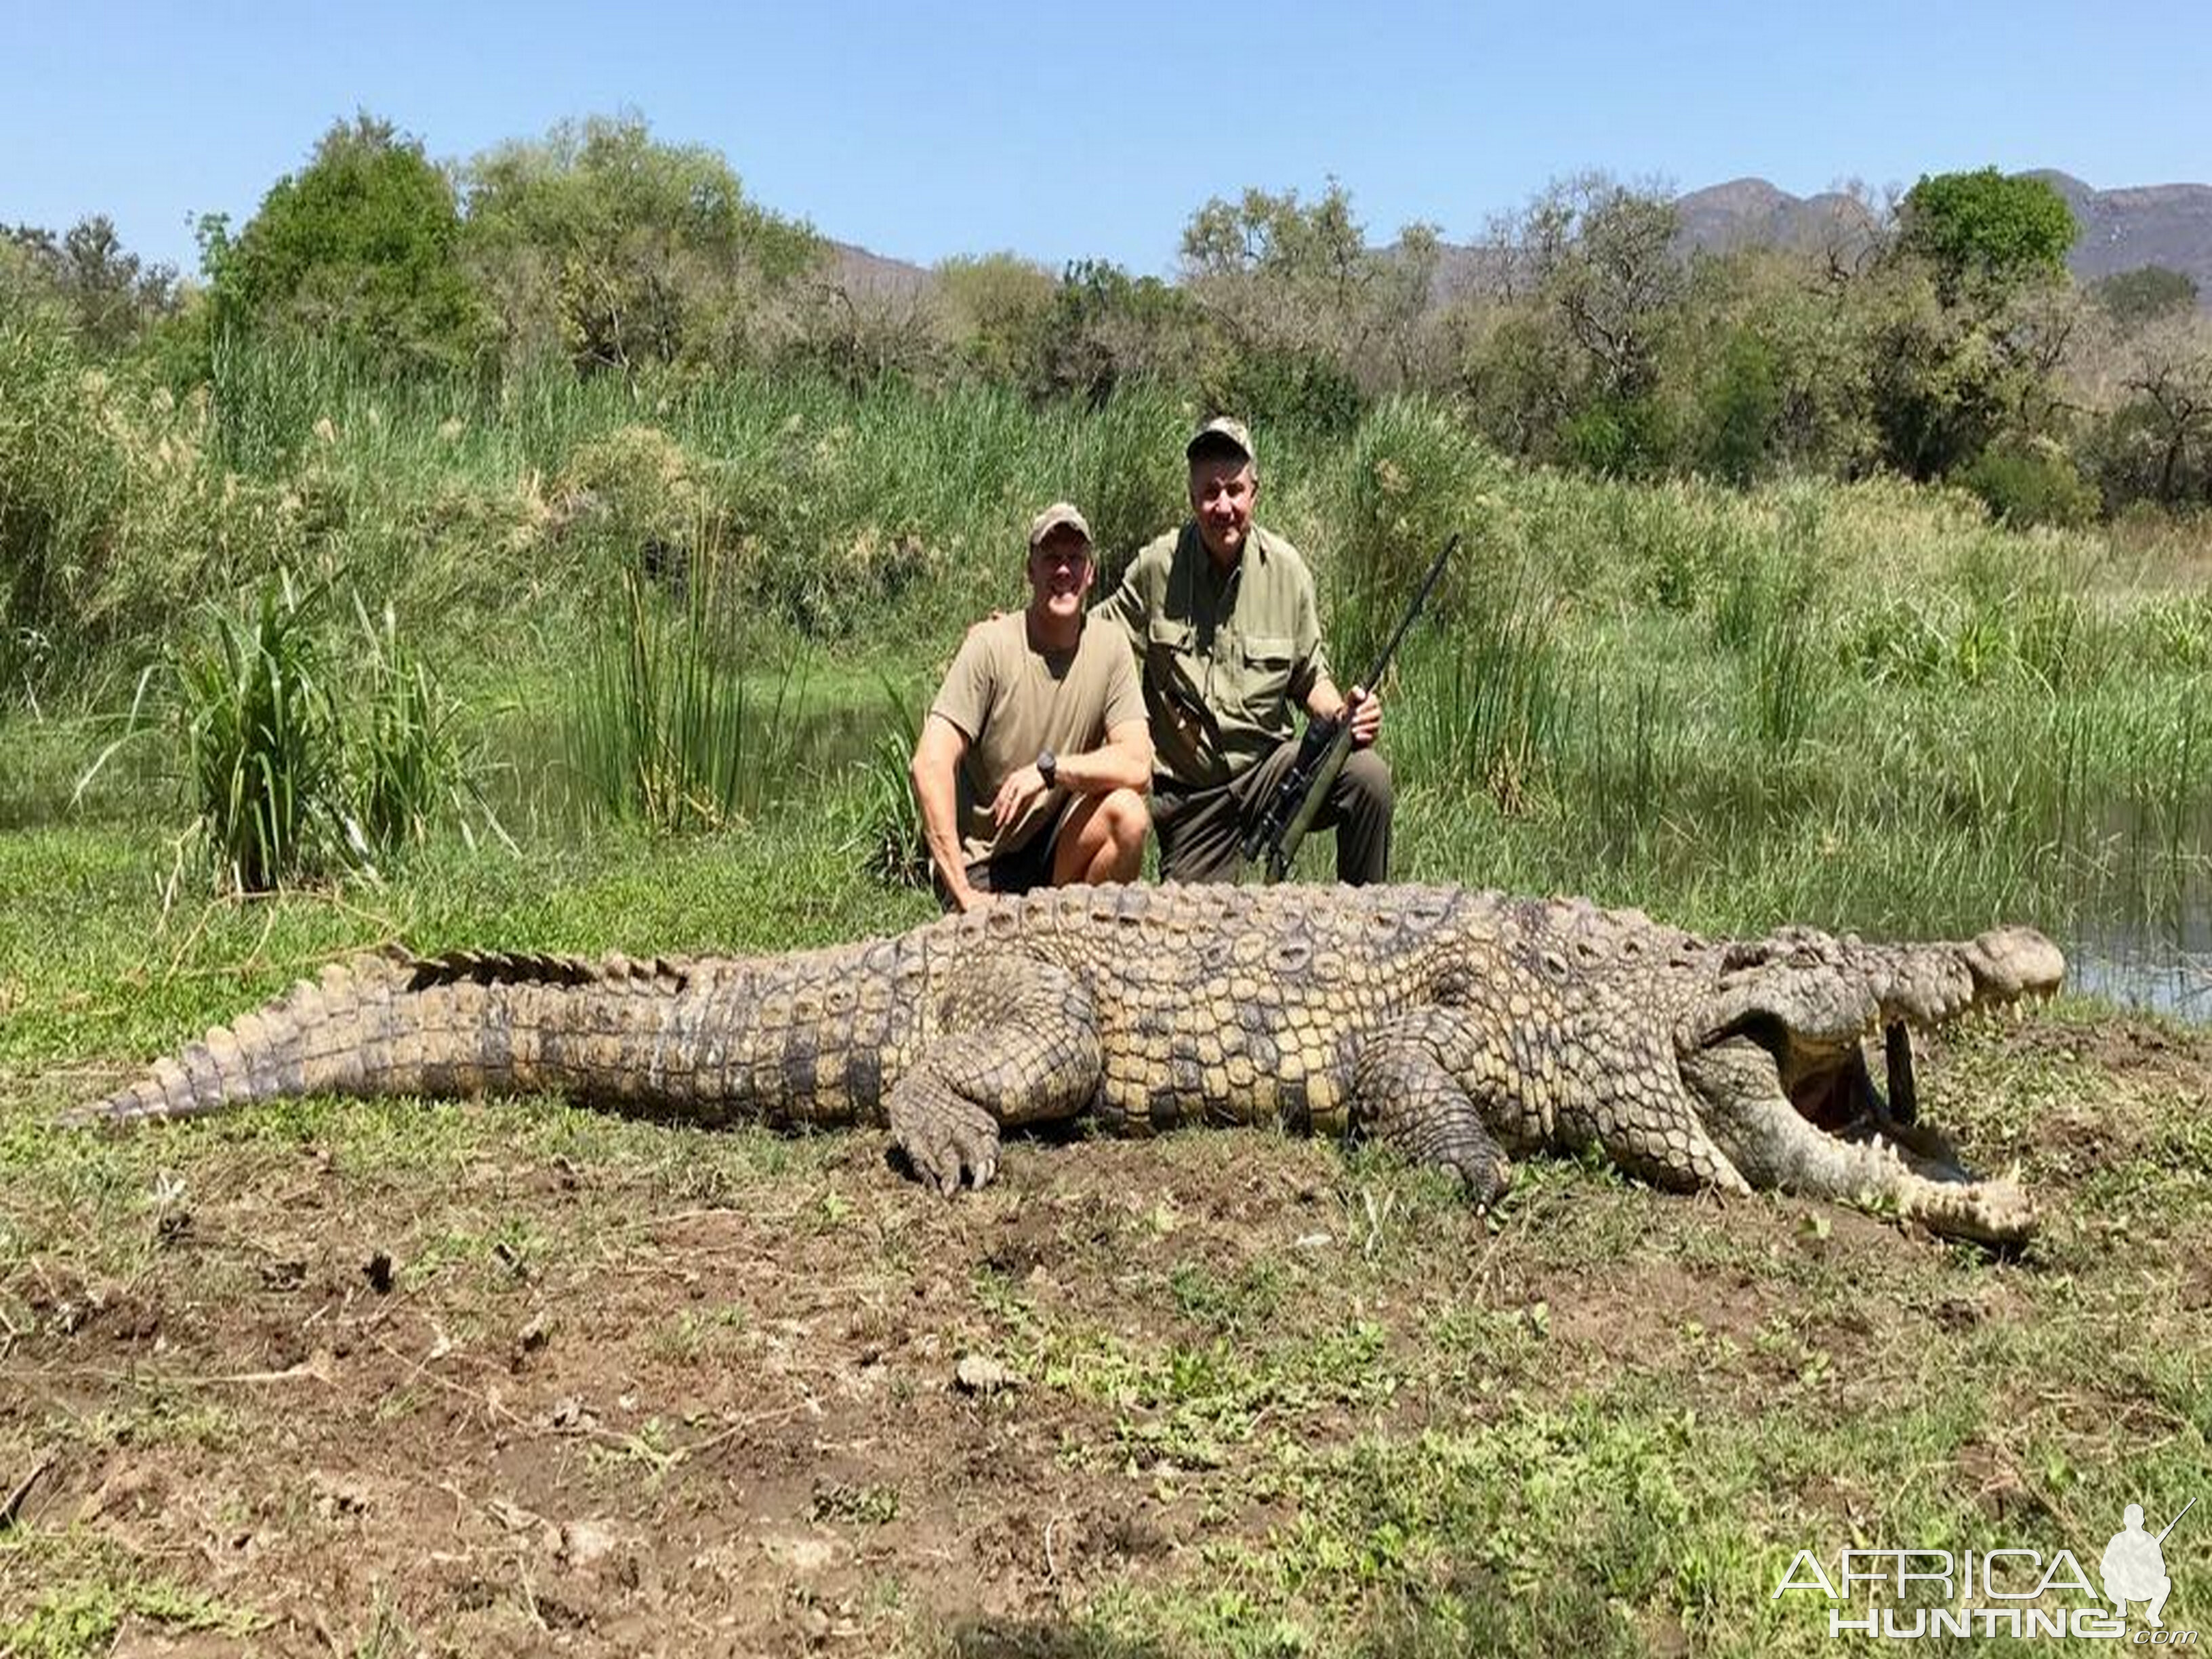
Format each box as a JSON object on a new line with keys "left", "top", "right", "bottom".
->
{"left": 1094, "top": 521, "right": 1330, "bottom": 789}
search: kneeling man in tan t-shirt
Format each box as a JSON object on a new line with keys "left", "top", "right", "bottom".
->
{"left": 910, "top": 503, "right": 1153, "bottom": 912}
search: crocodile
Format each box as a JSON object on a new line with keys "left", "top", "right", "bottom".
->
{"left": 70, "top": 883, "right": 2061, "bottom": 1244}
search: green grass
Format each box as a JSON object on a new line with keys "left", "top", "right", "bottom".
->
{"left": 0, "top": 1533, "right": 265, "bottom": 1659}
{"left": 8, "top": 325, "right": 2209, "bottom": 935}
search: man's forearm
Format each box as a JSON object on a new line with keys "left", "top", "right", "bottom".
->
{"left": 1306, "top": 676, "right": 1349, "bottom": 723}
{"left": 909, "top": 742, "right": 976, "bottom": 903}
{"left": 1057, "top": 734, "right": 1153, "bottom": 795}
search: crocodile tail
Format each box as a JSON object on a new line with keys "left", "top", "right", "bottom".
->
{"left": 63, "top": 948, "right": 692, "bottom": 1128}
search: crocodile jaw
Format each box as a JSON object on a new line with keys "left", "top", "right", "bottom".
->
{"left": 1674, "top": 926, "right": 2063, "bottom": 1245}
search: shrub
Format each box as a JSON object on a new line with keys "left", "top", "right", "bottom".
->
{"left": 171, "top": 574, "right": 351, "bottom": 893}
{"left": 1329, "top": 401, "right": 1501, "bottom": 674}
{"left": 350, "top": 594, "right": 492, "bottom": 851}
{"left": 79, "top": 575, "right": 487, "bottom": 890}
{"left": 1561, "top": 394, "right": 1671, "bottom": 478}
{"left": 1960, "top": 439, "right": 2099, "bottom": 529}
{"left": 0, "top": 313, "right": 303, "bottom": 707}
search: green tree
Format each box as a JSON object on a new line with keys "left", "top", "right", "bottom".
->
{"left": 222, "top": 112, "right": 488, "bottom": 373}
{"left": 1661, "top": 243, "right": 1889, "bottom": 481}
{"left": 1897, "top": 168, "right": 2076, "bottom": 300}
{"left": 1509, "top": 173, "right": 1684, "bottom": 401}
{"left": 462, "top": 113, "right": 822, "bottom": 377}
{"left": 1468, "top": 173, "right": 1685, "bottom": 471}
{"left": 1178, "top": 179, "right": 1437, "bottom": 410}
{"left": 933, "top": 252, "right": 1055, "bottom": 385}
{"left": 2098, "top": 314, "right": 2212, "bottom": 506}
{"left": 1867, "top": 171, "right": 2083, "bottom": 480}
{"left": 1437, "top": 296, "right": 1581, "bottom": 462}
{"left": 1033, "top": 259, "right": 1200, "bottom": 405}
{"left": 2091, "top": 266, "right": 2200, "bottom": 332}
{"left": 3, "top": 215, "right": 180, "bottom": 352}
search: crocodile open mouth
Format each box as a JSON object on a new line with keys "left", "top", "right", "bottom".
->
{"left": 1779, "top": 963, "right": 2060, "bottom": 1152}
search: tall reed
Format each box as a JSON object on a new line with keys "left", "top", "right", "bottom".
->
{"left": 567, "top": 546, "right": 812, "bottom": 833}
{"left": 351, "top": 594, "right": 498, "bottom": 852}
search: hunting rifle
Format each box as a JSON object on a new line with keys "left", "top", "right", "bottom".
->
{"left": 1242, "top": 531, "right": 1460, "bottom": 884}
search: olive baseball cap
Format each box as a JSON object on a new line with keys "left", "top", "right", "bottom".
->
{"left": 1185, "top": 415, "right": 1254, "bottom": 466}
{"left": 1027, "top": 501, "right": 1093, "bottom": 550}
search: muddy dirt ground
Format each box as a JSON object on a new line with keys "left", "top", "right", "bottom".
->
{"left": 5, "top": 1015, "right": 2209, "bottom": 1656}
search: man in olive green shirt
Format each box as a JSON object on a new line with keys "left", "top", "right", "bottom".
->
{"left": 1094, "top": 417, "right": 1393, "bottom": 884}
{"left": 912, "top": 502, "right": 1153, "bottom": 912}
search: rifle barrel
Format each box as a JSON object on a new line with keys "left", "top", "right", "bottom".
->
{"left": 1357, "top": 531, "right": 1460, "bottom": 693}
{"left": 2156, "top": 1494, "right": 2197, "bottom": 1544}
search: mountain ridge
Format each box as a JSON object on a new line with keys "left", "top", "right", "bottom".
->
{"left": 828, "top": 173, "right": 2212, "bottom": 307}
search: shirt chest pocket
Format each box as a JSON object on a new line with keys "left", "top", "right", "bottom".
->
{"left": 1239, "top": 634, "right": 1298, "bottom": 707}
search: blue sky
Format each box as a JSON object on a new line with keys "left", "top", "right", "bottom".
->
{"left": 4, "top": 0, "right": 2206, "bottom": 279}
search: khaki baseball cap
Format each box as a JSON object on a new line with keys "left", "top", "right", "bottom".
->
{"left": 1027, "top": 501, "right": 1093, "bottom": 550}
{"left": 1185, "top": 415, "right": 1254, "bottom": 466}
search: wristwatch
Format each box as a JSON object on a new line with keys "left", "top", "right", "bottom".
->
{"left": 1036, "top": 749, "right": 1058, "bottom": 788}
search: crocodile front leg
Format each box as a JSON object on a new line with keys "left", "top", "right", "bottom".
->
{"left": 887, "top": 954, "right": 1100, "bottom": 1195}
{"left": 1352, "top": 1010, "right": 1516, "bottom": 1208}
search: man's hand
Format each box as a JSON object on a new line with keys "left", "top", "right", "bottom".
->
{"left": 1346, "top": 684, "right": 1384, "bottom": 747}
{"left": 991, "top": 763, "right": 1050, "bottom": 831}
{"left": 951, "top": 884, "right": 997, "bottom": 914}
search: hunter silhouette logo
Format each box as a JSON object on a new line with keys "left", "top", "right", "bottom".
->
{"left": 2104, "top": 1498, "right": 2192, "bottom": 1631}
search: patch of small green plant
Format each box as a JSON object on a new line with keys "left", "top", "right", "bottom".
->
{"left": 0, "top": 1532, "right": 266, "bottom": 1659}
{"left": 1166, "top": 1257, "right": 1286, "bottom": 1335}
{"left": 653, "top": 1303, "right": 754, "bottom": 1365}
{"left": 813, "top": 1477, "right": 903, "bottom": 1528}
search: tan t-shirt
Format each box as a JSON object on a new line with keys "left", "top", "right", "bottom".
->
{"left": 928, "top": 611, "right": 1147, "bottom": 864}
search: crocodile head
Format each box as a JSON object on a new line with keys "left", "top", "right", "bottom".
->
{"left": 1672, "top": 925, "right": 2063, "bottom": 1245}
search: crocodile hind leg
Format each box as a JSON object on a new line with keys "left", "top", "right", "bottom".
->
{"left": 888, "top": 954, "right": 1100, "bottom": 1195}
{"left": 1351, "top": 1010, "right": 1517, "bottom": 1209}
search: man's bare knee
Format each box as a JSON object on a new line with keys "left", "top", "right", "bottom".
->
{"left": 1102, "top": 787, "right": 1150, "bottom": 853}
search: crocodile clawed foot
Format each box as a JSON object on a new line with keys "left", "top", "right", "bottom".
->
{"left": 1445, "top": 1150, "right": 1514, "bottom": 1213}
{"left": 888, "top": 1084, "right": 1003, "bottom": 1197}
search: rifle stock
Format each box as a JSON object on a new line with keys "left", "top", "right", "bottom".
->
{"left": 1252, "top": 714, "right": 1353, "bottom": 882}
{"left": 1242, "top": 530, "right": 1461, "bottom": 884}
